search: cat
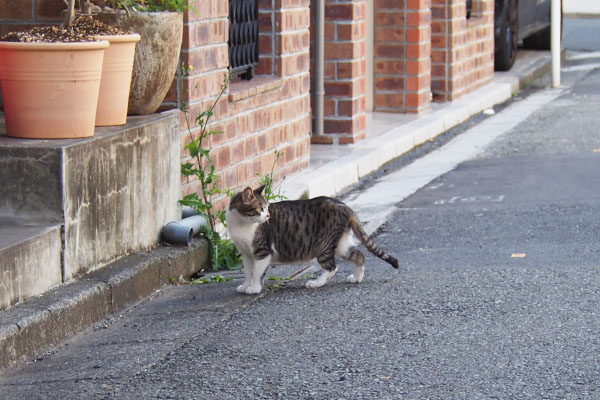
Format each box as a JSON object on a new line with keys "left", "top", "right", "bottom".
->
{"left": 226, "top": 185, "right": 399, "bottom": 295}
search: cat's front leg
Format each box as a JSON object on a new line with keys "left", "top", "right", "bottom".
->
{"left": 244, "top": 256, "right": 271, "bottom": 294}
{"left": 237, "top": 254, "right": 254, "bottom": 293}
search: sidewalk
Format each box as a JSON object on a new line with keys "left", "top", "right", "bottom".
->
{"left": 0, "top": 50, "right": 552, "bottom": 370}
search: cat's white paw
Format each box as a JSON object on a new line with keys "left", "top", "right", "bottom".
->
{"left": 305, "top": 279, "right": 323, "bottom": 289}
{"left": 236, "top": 283, "right": 249, "bottom": 293}
{"left": 245, "top": 285, "right": 262, "bottom": 295}
{"left": 347, "top": 274, "right": 363, "bottom": 283}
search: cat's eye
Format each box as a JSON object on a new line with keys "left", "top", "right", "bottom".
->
{"left": 255, "top": 208, "right": 262, "bottom": 213}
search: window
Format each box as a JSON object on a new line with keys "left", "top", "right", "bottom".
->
{"left": 229, "top": 0, "right": 259, "bottom": 80}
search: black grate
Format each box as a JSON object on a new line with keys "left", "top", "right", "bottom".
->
{"left": 229, "top": 0, "right": 259, "bottom": 80}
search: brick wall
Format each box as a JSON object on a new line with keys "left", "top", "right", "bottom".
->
{"left": 177, "top": 0, "right": 311, "bottom": 210}
{"left": 310, "top": 0, "right": 367, "bottom": 145}
{"left": 0, "top": 0, "right": 64, "bottom": 35}
{"left": 431, "top": 0, "right": 494, "bottom": 101}
{"left": 0, "top": 0, "right": 312, "bottom": 209}
{"left": 373, "top": 0, "right": 432, "bottom": 114}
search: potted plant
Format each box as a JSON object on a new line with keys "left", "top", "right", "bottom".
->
{"left": 0, "top": 0, "right": 110, "bottom": 139}
{"left": 92, "top": 0, "right": 192, "bottom": 115}
{"left": 0, "top": 0, "right": 143, "bottom": 137}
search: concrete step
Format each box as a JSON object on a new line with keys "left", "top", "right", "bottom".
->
{"left": 0, "top": 111, "right": 182, "bottom": 293}
{"left": 0, "top": 237, "right": 210, "bottom": 370}
{"left": 0, "top": 219, "right": 62, "bottom": 311}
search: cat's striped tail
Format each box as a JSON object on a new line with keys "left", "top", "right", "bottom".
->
{"left": 349, "top": 215, "right": 399, "bottom": 268}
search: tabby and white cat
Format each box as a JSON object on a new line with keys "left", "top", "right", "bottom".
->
{"left": 226, "top": 185, "right": 399, "bottom": 295}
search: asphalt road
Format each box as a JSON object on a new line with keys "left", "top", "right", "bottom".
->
{"left": 2, "top": 18, "right": 600, "bottom": 400}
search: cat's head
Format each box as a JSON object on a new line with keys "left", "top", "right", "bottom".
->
{"left": 228, "top": 184, "right": 269, "bottom": 223}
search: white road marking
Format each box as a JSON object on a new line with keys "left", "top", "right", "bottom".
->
{"left": 567, "top": 51, "right": 600, "bottom": 61}
{"left": 561, "top": 62, "right": 600, "bottom": 72}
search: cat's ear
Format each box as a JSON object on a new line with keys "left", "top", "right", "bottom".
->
{"left": 254, "top": 184, "right": 267, "bottom": 197}
{"left": 241, "top": 187, "right": 255, "bottom": 204}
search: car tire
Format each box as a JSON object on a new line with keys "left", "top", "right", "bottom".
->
{"left": 495, "top": 0, "right": 518, "bottom": 71}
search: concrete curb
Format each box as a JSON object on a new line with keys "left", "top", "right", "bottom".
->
{"left": 280, "top": 51, "right": 552, "bottom": 200}
{"left": 0, "top": 239, "right": 209, "bottom": 369}
{"left": 0, "top": 51, "right": 552, "bottom": 371}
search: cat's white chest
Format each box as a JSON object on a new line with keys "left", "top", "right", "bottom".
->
{"left": 226, "top": 208, "right": 259, "bottom": 256}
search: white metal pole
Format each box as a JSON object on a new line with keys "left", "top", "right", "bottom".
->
{"left": 551, "top": 0, "right": 561, "bottom": 88}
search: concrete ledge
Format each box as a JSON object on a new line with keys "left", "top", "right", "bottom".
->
{"left": 0, "top": 112, "right": 182, "bottom": 282}
{"left": 0, "top": 238, "right": 209, "bottom": 370}
{"left": 0, "top": 221, "right": 62, "bottom": 310}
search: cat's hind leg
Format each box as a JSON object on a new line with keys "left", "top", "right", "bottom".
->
{"left": 306, "top": 253, "right": 338, "bottom": 289}
{"left": 334, "top": 229, "right": 364, "bottom": 283}
{"left": 344, "top": 250, "right": 365, "bottom": 283}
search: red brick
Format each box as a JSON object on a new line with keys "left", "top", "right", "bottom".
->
{"left": 337, "top": 22, "right": 365, "bottom": 41}
{"left": 325, "top": 41, "right": 363, "bottom": 60}
{"left": 326, "top": 3, "right": 364, "bottom": 21}
{"left": 277, "top": 8, "right": 310, "bottom": 31}
{"left": 311, "top": 135, "right": 334, "bottom": 145}
{"left": 374, "top": 59, "right": 404, "bottom": 74}
{"left": 337, "top": 60, "right": 363, "bottom": 79}
{"left": 375, "top": 93, "right": 405, "bottom": 109}
{"left": 35, "top": 0, "right": 62, "bottom": 21}
{"left": 375, "top": 27, "right": 405, "bottom": 43}
{"left": 407, "top": 0, "right": 431, "bottom": 9}
{"left": 259, "top": 10, "right": 274, "bottom": 32}
{"left": 338, "top": 97, "right": 365, "bottom": 117}
{"left": 374, "top": 44, "right": 404, "bottom": 59}
{"left": 324, "top": 21, "right": 336, "bottom": 40}
{"left": 376, "top": 0, "right": 405, "bottom": 9}
{"left": 406, "top": 10, "right": 431, "bottom": 27}
{"left": 374, "top": 11, "right": 404, "bottom": 26}
{"left": 324, "top": 118, "right": 351, "bottom": 134}
{"left": 1, "top": 0, "right": 31, "bottom": 21}
{"left": 406, "top": 42, "right": 430, "bottom": 59}
{"left": 213, "top": 146, "right": 231, "bottom": 170}
{"left": 375, "top": 76, "right": 404, "bottom": 91}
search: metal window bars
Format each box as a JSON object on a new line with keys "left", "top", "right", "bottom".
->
{"left": 229, "top": 0, "right": 259, "bottom": 80}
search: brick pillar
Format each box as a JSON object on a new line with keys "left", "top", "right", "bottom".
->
{"left": 405, "top": 0, "right": 431, "bottom": 113}
{"left": 431, "top": 0, "right": 494, "bottom": 101}
{"left": 373, "top": 0, "right": 431, "bottom": 114}
{"left": 314, "top": 0, "right": 366, "bottom": 145}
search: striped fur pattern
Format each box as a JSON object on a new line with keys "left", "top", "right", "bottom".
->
{"left": 226, "top": 185, "right": 399, "bottom": 295}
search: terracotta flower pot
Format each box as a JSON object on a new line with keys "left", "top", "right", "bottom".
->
{"left": 94, "top": 33, "right": 141, "bottom": 126}
{"left": 95, "top": 12, "right": 183, "bottom": 115}
{"left": 0, "top": 40, "right": 109, "bottom": 139}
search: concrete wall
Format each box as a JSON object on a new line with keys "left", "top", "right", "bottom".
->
{"left": 61, "top": 114, "right": 181, "bottom": 280}
{"left": 0, "top": 113, "right": 181, "bottom": 286}
{"left": 0, "top": 146, "right": 63, "bottom": 223}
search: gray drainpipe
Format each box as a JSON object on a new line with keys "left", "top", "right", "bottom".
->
{"left": 313, "top": 0, "right": 325, "bottom": 137}
{"left": 162, "top": 210, "right": 208, "bottom": 246}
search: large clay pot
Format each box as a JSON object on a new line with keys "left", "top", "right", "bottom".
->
{"left": 94, "top": 33, "right": 141, "bottom": 126}
{"left": 0, "top": 40, "right": 108, "bottom": 139}
{"left": 95, "top": 12, "right": 183, "bottom": 115}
